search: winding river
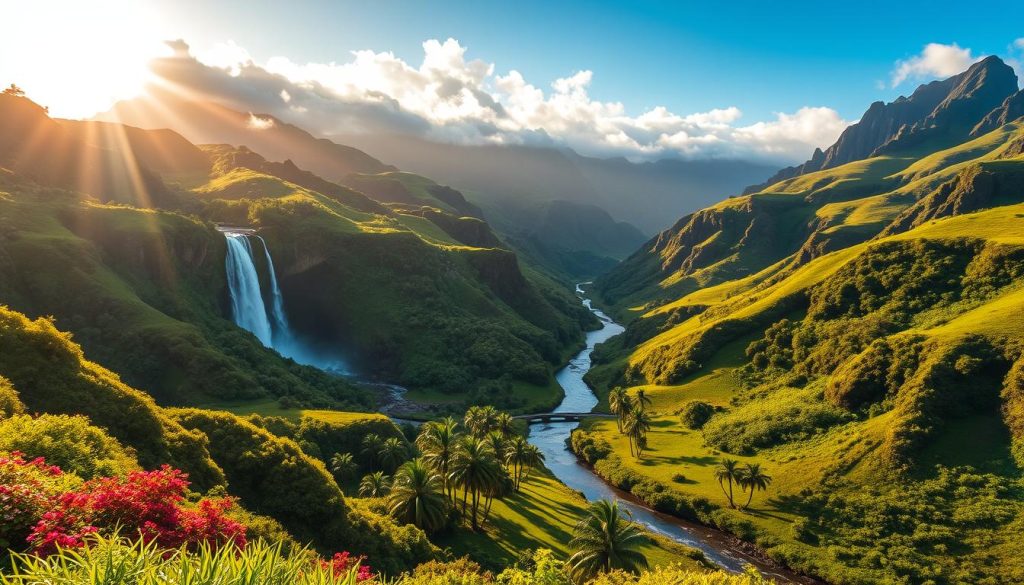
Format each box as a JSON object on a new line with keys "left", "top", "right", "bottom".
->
{"left": 526, "top": 284, "right": 819, "bottom": 584}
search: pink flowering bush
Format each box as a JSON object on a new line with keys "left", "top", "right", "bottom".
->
{"left": 0, "top": 452, "right": 78, "bottom": 549}
{"left": 2, "top": 453, "right": 372, "bottom": 578}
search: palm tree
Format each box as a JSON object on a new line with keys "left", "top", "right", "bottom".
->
{"left": 714, "top": 458, "right": 742, "bottom": 508}
{"left": 567, "top": 500, "right": 648, "bottom": 582}
{"left": 388, "top": 459, "right": 448, "bottom": 533}
{"left": 417, "top": 417, "right": 459, "bottom": 499}
{"left": 378, "top": 437, "right": 408, "bottom": 473}
{"left": 450, "top": 435, "right": 502, "bottom": 530}
{"left": 464, "top": 405, "right": 499, "bottom": 438}
{"left": 358, "top": 471, "right": 391, "bottom": 497}
{"left": 521, "top": 443, "right": 545, "bottom": 485}
{"left": 608, "top": 387, "right": 630, "bottom": 432}
{"left": 330, "top": 452, "right": 357, "bottom": 482}
{"left": 622, "top": 407, "right": 652, "bottom": 458}
{"left": 494, "top": 412, "right": 515, "bottom": 437}
{"left": 635, "top": 389, "right": 652, "bottom": 412}
{"left": 504, "top": 436, "right": 530, "bottom": 490}
{"left": 360, "top": 433, "right": 384, "bottom": 468}
{"left": 485, "top": 431, "right": 509, "bottom": 464}
{"left": 738, "top": 463, "right": 772, "bottom": 510}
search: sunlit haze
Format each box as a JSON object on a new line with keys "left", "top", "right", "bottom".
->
{"left": 2, "top": 0, "right": 170, "bottom": 119}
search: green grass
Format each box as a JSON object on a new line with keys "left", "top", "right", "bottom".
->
{"left": 433, "top": 468, "right": 707, "bottom": 572}
{"left": 202, "top": 399, "right": 303, "bottom": 420}
{"left": 201, "top": 400, "right": 399, "bottom": 427}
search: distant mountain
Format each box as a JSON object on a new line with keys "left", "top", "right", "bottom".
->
{"left": 338, "top": 132, "right": 777, "bottom": 234}
{"left": 343, "top": 171, "right": 484, "bottom": 219}
{"left": 747, "top": 56, "right": 1019, "bottom": 192}
{"left": 493, "top": 199, "right": 649, "bottom": 278}
{"left": 100, "top": 88, "right": 394, "bottom": 180}
{"left": 100, "top": 90, "right": 776, "bottom": 276}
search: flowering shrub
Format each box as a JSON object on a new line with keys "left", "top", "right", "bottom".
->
{"left": 321, "top": 551, "right": 374, "bottom": 581}
{"left": 0, "top": 452, "right": 79, "bottom": 549}
{"left": 25, "top": 464, "right": 246, "bottom": 555}
{"left": 2, "top": 453, "right": 371, "bottom": 578}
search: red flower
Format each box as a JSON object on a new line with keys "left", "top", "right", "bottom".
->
{"left": 25, "top": 465, "right": 245, "bottom": 555}
{"left": 319, "top": 551, "right": 373, "bottom": 581}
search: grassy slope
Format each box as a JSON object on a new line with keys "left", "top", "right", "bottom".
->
{"left": 193, "top": 159, "right": 595, "bottom": 413}
{"left": 0, "top": 112, "right": 596, "bottom": 414}
{"left": 0, "top": 176, "right": 361, "bottom": 408}
{"left": 584, "top": 121, "right": 1024, "bottom": 583}
{"left": 434, "top": 468, "right": 706, "bottom": 573}
{"left": 598, "top": 121, "right": 1024, "bottom": 318}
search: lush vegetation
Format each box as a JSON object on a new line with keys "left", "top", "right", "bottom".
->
{"left": 0, "top": 303, "right": 434, "bottom": 574}
{"left": 0, "top": 536, "right": 766, "bottom": 585}
{"left": 1, "top": 537, "right": 371, "bottom": 585}
{"left": 0, "top": 93, "right": 595, "bottom": 414}
{"left": 585, "top": 68, "right": 1024, "bottom": 584}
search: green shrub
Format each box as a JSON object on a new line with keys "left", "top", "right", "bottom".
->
{"left": 794, "top": 467, "right": 1024, "bottom": 584}
{"left": 0, "top": 307, "right": 225, "bottom": 490}
{"left": 0, "top": 414, "right": 138, "bottom": 479}
{"left": 569, "top": 430, "right": 612, "bottom": 465}
{"left": 789, "top": 518, "right": 816, "bottom": 544}
{"left": 588, "top": 565, "right": 771, "bottom": 585}
{"left": 678, "top": 401, "right": 714, "bottom": 430}
{"left": 0, "top": 375, "right": 24, "bottom": 418}
{"left": 703, "top": 384, "right": 851, "bottom": 454}
{"left": 168, "top": 408, "right": 435, "bottom": 573}
{"left": 295, "top": 415, "right": 407, "bottom": 469}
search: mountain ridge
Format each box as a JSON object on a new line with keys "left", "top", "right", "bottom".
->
{"left": 746, "top": 56, "right": 1019, "bottom": 193}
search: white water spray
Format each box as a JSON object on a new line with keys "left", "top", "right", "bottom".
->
{"left": 221, "top": 230, "right": 346, "bottom": 373}
{"left": 224, "top": 233, "right": 273, "bottom": 347}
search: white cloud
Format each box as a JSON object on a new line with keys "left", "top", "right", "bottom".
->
{"left": 734, "top": 107, "right": 850, "bottom": 157}
{"left": 246, "top": 113, "right": 274, "bottom": 130}
{"left": 195, "top": 40, "right": 252, "bottom": 77}
{"left": 154, "top": 38, "right": 849, "bottom": 163}
{"left": 1009, "top": 39, "right": 1024, "bottom": 86}
{"left": 891, "top": 43, "right": 981, "bottom": 87}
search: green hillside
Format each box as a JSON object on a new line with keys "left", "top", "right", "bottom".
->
{"left": 0, "top": 303, "right": 436, "bottom": 572}
{"left": 588, "top": 64, "right": 1024, "bottom": 584}
{"left": 0, "top": 93, "right": 595, "bottom": 413}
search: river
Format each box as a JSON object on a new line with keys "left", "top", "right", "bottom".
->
{"left": 526, "top": 284, "right": 819, "bottom": 584}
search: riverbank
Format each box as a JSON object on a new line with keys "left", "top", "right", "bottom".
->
{"left": 570, "top": 428, "right": 823, "bottom": 584}
{"left": 526, "top": 284, "right": 822, "bottom": 584}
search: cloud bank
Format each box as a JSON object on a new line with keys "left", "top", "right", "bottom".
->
{"left": 146, "top": 38, "right": 850, "bottom": 164}
{"left": 890, "top": 43, "right": 981, "bottom": 87}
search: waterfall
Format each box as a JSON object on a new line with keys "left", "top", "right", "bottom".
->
{"left": 224, "top": 233, "right": 273, "bottom": 347}
{"left": 221, "top": 230, "right": 346, "bottom": 373}
{"left": 256, "top": 235, "right": 291, "bottom": 345}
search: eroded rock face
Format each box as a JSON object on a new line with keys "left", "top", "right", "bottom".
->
{"left": 880, "top": 164, "right": 1024, "bottom": 237}
{"left": 973, "top": 90, "right": 1024, "bottom": 137}
{"left": 748, "top": 56, "right": 1019, "bottom": 194}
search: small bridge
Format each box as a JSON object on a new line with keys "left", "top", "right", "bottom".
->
{"left": 513, "top": 412, "right": 617, "bottom": 424}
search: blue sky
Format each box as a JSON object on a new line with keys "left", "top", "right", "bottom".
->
{"left": 154, "top": 0, "right": 1024, "bottom": 120}
{"left": 4, "top": 0, "right": 1022, "bottom": 163}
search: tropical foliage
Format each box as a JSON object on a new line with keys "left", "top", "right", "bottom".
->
{"left": 567, "top": 500, "right": 648, "bottom": 582}
{"left": 1, "top": 536, "right": 371, "bottom": 585}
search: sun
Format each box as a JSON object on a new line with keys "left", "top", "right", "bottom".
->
{"left": 0, "top": 0, "right": 169, "bottom": 119}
